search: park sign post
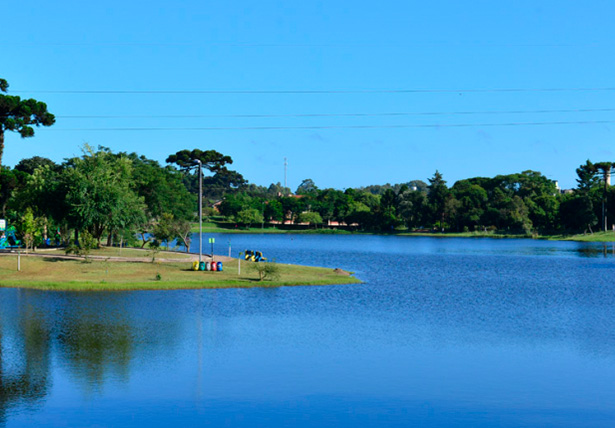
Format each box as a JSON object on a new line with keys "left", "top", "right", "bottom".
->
{"left": 209, "top": 238, "right": 215, "bottom": 261}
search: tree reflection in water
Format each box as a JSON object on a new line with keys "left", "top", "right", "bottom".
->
{"left": 0, "top": 302, "right": 52, "bottom": 424}
{"left": 57, "top": 320, "right": 134, "bottom": 390}
{"left": 575, "top": 243, "right": 615, "bottom": 258}
{"left": 0, "top": 290, "right": 148, "bottom": 421}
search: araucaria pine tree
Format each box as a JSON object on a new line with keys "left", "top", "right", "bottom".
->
{"left": 0, "top": 78, "right": 55, "bottom": 166}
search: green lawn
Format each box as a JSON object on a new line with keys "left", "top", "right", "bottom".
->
{"left": 396, "top": 231, "right": 531, "bottom": 239}
{"left": 0, "top": 252, "right": 360, "bottom": 291}
{"left": 193, "top": 221, "right": 615, "bottom": 242}
{"left": 194, "top": 222, "right": 529, "bottom": 238}
{"left": 191, "top": 222, "right": 353, "bottom": 234}
{"left": 543, "top": 231, "right": 615, "bottom": 242}
{"left": 78, "top": 246, "right": 195, "bottom": 259}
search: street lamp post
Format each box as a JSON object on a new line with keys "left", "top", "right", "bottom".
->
{"left": 193, "top": 159, "right": 203, "bottom": 263}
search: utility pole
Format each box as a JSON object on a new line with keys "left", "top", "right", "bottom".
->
{"left": 193, "top": 159, "right": 203, "bottom": 263}
{"left": 592, "top": 162, "right": 613, "bottom": 233}
{"left": 598, "top": 163, "right": 613, "bottom": 232}
{"left": 606, "top": 168, "right": 612, "bottom": 232}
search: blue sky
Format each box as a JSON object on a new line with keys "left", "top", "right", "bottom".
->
{"left": 2, "top": 1, "right": 614, "bottom": 190}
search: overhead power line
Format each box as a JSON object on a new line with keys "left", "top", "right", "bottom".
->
{"left": 6, "top": 41, "right": 611, "bottom": 48}
{"left": 14, "top": 87, "right": 615, "bottom": 95}
{"left": 49, "top": 119, "right": 615, "bottom": 132}
{"left": 56, "top": 107, "right": 615, "bottom": 119}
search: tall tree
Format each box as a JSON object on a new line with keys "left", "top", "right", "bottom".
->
{"left": 63, "top": 146, "right": 146, "bottom": 245}
{"left": 122, "top": 153, "right": 194, "bottom": 220}
{"left": 559, "top": 193, "right": 597, "bottom": 233}
{"left": 427, "top": 170, "right": 449, "bottom": 231}
{"left": 279, "top": 196, "right": 306, "bottom": 223}
{"left": 202, "top": 168, "right": 247, "bottom": 199}
{"left": 0, "top": 79, "right": 55, "bottom": 166}
{"left": 575, "top": 160, "right": 599, "bottom": 191}
{"left": 166, "top": 149, "right": 242, "bottom": 202}
{"left": 514, "top": 171, "right": 559, "bottom": 232}
{"left": 14, "top": 156, "right": 58, "bottom": 175}
{"left": 267, "top": 182, "right": 291, "bottom": 197}
{"left": 166, "top": 149, "right": 232, "bottom": 172}
{"left": 398, "top": 188, "right": 428, "bottom": 229}
{"left": 296, "top": 178, "right": 319, "bottom": 195}
{"left": 374, "top": 188, "right": 400, "bottom": 231}
{"left": 264, "top": 199, "right": 284, "bottom": 222}
{"left": 11, "top": 163, "right": 70, "bottom": 235}
{"left": 451, "top": 180, "right": 488, "bottom": 231}
{"left": 0, "top": 168, "right": 25, "bottom": 217}
{"left": 594, "top": 162, "right": 615, "bottom": 231}
{"left": 297, "top": 211, "right": 323, "bottom": 228}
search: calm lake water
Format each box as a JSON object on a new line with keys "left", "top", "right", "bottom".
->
{"left": 2, "top": 235, "right": 615, "bottom": 427}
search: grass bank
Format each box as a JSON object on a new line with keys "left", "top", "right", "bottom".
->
{"left": 542, "top": 231, "right": 615, "bottom": 242}
{"left": 0, "top": 250, "right": 360, "bottom": 291}
{"left": 191, "top": 221, "right": 354, "bottom": 234}
{"left": 381, "top": 230, "right": 615, "bottom": 241}
{"left": 194, "top": 222, "right": 535, "bottom": 239}
{"left": 194, "top": 221, "right": 615, "bottom": 242}
{"left": 396, "top": 231, "right": 531, "bottom": 239}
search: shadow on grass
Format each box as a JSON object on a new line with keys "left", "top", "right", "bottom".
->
{"left": 177, "top": 272, "right": 262, "bottom": 283}
{"left": 41, "top": 257, "right": 80, "bottom": 263}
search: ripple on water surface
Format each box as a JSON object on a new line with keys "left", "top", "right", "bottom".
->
{"left": 1, "top": 235, "right": 615, "bottom": 427}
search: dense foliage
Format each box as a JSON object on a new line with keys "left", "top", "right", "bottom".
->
{"left": 217, "top": 163, "right": 615, "bottom": 235}
{"left": 1, "top": 141, "right": 613, "bottom": 247}
{"left": 2, "top": 78, "right": 613, "bottom": 245}
{"left": 3, "top": 146, "right": 195, "bottom": 250}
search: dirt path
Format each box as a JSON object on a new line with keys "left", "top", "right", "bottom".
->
{"left": 0, "top": 248, "right": 235, "bottom": 263}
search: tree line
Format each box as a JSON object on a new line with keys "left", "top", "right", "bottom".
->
{"left": 2, "top": 77, "right": 614, "bottom": 245}
{"left": 1, "top": 147, "right": 197, "bottom": 250}
{"left": 2, "top": 147, "right": 614, "bottom": 249}
{"left": 0, "top": 145, "right": 283, "bottom": 250}
{"left": 219, "top": 163, "right": 615, "bottom": 235}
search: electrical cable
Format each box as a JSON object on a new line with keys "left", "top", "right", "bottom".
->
{"left": 14, "top": 87, "right": 615, "bottom": 95}
{"left": 49, "top": 119, "right": 615, "bottom": 132}
{"left": 55, "top": 107, "right": 615, "bottom": 119}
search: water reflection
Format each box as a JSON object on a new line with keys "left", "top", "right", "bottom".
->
{"left": 194, "top": 233, "right": 615, "bottom": 262}
{"left": 575, "top": 243, "right": 615, "bottom": 258}
{"left": 0, "top": 297, "right": 51, "bottom": 424}
{"left": 0, "top": 290, "right": 185, "bottom": 423}
{"left": 56, "top": 318, "right": 134, "bottom": 389}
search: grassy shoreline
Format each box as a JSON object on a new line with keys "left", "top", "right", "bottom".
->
{"left": 540, "top": 231, "right": 615, "bottom": 242}
{"left": 193, "top": 222, "right": 615, "bottom": 242}
{"left": 0, "top": 249, "right": 360, "bottom": 291}
{"left": 192, "top": 222, "right": 353, "bottom": 235}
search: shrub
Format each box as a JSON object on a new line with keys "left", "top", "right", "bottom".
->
{"left": 147, "top": 240, "right": 161, "bottom": 262}
{"left": 250, "top": 261, "right": 280, "bottom": 281}
{"left": 65, "top": 230, "right": 97, "bottom": 262}
{"left": 234, "top": 208, "right": 264, "bottom": 228}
